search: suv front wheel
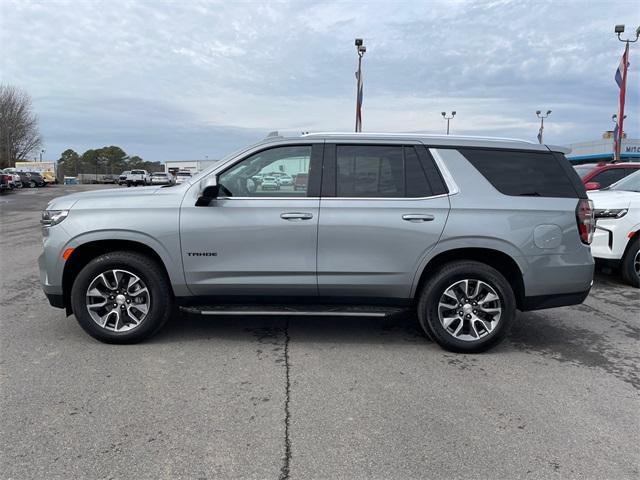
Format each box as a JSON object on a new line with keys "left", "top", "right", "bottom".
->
{"left": 71, "top": 251, "right": 174, "bottom": 343}
{"left": 417, "top": 261, "right": 516, "bottom": 353}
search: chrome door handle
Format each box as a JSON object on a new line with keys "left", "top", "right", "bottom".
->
{"left": 402, "top": 214, "right": 435, "bottom": 222}
{"left": 281, "top": 212, "right": 314, "bottom": 220}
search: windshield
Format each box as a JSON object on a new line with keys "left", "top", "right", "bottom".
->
{"left": 609, "top": 170, "right": 640, "bottom": 192}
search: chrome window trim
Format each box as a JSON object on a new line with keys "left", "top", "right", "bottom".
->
{"left": 320, "top": 193, "right": 450, "bottom": 201}
{"left": 429, "top": 148, "right": 460, "bottom": 195}
{"left": 215, "top": 196, "right": 319, "bottom": 201}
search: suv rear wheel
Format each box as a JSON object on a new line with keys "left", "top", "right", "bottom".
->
{"left": 417, "top": 261, "right": 516, "bottom": 353}
{"left": 71, "top": 251, "right": 173, "bottom": 343}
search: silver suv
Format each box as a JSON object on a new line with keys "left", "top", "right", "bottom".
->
{"left": 39, "top": 133, "right": 595, "bottom": 352}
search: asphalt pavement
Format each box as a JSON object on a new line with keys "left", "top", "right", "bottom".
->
{"left": 1, "top": 184, "right": 638, "bottom": 479}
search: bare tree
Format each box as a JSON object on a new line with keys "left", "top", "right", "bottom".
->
{"left": 0, "top": 85, "right": 42, "bottom": 169}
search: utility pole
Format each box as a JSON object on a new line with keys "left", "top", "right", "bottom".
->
{"left": 613, "top": 24, "right": 639, "bottom": 160}
{"left": 536, "top": 110, "right": 551, "bottom": 144}
{"left": 354, "top": 38, "right": 366, "bottom": 132}
{"left": 441, "top": 111, "right": 456, "bottom": 135}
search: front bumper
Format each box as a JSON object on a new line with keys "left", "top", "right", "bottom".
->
{"left": 591, "top": 217, "right": 632, "bottom": 261}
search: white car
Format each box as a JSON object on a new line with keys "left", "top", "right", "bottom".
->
{"left": 150, "top": 172, "right": 175, "bottom": 185}
{"left": 588, "top": 171, "right": 640, "bottom": 287}
{"left": 278, "top": 175, "right": 293, "bottom": 186}
{"left": 260, "top": 176, "right": 279, "bottom": 191}
{"left": 174, "top": 171, "right": 192, "bottom": 184}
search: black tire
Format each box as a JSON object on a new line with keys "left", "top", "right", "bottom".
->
{"left": 29, "top": 181, "right": 36, "bottom": 188}
{"left": 71, "top": 251, "right": 174, "bottom": 343}
{"left": 416, "top": 261, "right": 516, "bottom": 353}
{"left": 621, "top": 237, "right": 640, "bottom": 288}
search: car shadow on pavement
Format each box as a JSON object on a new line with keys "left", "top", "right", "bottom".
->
{"left": 151, "top": 311, "right": 431, "bottom": 346}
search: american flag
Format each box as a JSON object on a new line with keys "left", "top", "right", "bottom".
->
{"left": 355, "top": 69, "right": 363, "bottom": 132}
{"left": 614, "top": 43, "right": 629, "bottom": 161}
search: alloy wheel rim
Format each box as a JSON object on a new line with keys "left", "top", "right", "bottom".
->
{"left": 634, "top": 250, "right": 640, "bottom": 279}
{"left": 437, "top": 279, "right": 502, "bottom": 341}
{"left": 85, "top": 269, "right": 151, "bottom": 332}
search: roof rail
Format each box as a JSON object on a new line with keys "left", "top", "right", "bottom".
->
{"left": 301, "top": 132, "right": 536, "bottom": 144}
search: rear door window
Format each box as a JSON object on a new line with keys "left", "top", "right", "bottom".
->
{"left": 331, "top": 145, "right": 435, "bottom": 198}
{"left": 459, "top": 149, "right": 580, "bottom": 198}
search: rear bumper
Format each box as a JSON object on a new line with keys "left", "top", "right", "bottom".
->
{"left": 520, "top": 287, "right": 591, "bottom": 311}
{"left": 45, "top": 293, "right": 65, "bottom": 309}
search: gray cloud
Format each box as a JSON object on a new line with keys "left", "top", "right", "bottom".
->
{"left": 1, "top": 0, "right": 638, "bottom": 161}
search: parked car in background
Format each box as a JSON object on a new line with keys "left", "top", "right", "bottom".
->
{"left": 573, "top": 162, "right": 640, "bottom": 191}
{"left": 125, "top": 170, "right": 150, "bottom": 187}
{"left": 260, "top": 175, "right": 279, "bottom": 190}
{"left": 278, "top": 174, "right": 293, "bottom": 186}
{"left": 15, "top": 172, "right": 31, "bottom": 187}
{"left": 293, "top": 172, "right": 308, "bottom": 191}
{"left": 101, "top": 174, "right": 118, "bottom": 184}
{"left": 119, "top": 171, "right": 130, "bottom": 185}
{"left": 588, "top": 170, "right": 640, "bottom": 287}
{"left": 150, "top": 172, "right": 175, "bottom": 185}
{"left": 24, "top": 172, "right": 46, "bottom": 188}
{"left": 174, "top": 171, "right": 192, "bottom": 184}
{"left": 2, "top": 169, "right": 22, "bottom": 189}
{"left": 0, "top": 172, "right": 10, "bottom": 192}
{"left": 40, "top": 171, "right": 57, "bottom": 184}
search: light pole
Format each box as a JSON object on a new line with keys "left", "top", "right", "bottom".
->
{"left": 536, "top": 110, "right": 551, "bottom": 144}
{"left": 441, "top": 111, "right": 456, "bottom": 135}
{"left": 613, "top": 24, "right": 639, "bottom": 160}
{"left": 39, "top": 149, "right": 45, "bottom": 162}
{"left": 354, "top": 38, "right": 366, "bottom": 132}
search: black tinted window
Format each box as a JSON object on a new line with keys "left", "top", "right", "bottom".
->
{"left": 336, "top": 145, "right": 432, "bottom": 197}
{"left": 591, "top": 168, "right": 634, "bottom": 188}
{"left": 459, "top": 149, "right": 578, "bottom": 198}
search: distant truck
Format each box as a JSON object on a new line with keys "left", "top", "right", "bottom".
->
{"left": 125, "top": 169, "right": 150, "bottom": 187}
{"left": 15, "top": 161, "right": 57, "bottom": 184}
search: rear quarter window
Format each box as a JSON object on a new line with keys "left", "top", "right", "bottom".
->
{"left": 458, "top": 148, "right": 581, "bottom": 198}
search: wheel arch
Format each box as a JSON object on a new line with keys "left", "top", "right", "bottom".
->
{"left": 62, "top": 239, "right": 174, "bottom": 315}
{"left": 412, "top": 247, "right": 526, "bottom": 309}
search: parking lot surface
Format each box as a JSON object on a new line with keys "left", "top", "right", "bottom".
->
{"left": 1, "top": 184, "right": 638, "bottom": 479}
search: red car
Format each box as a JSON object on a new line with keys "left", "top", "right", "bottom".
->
{"left": 573, "top": 162, "right": 640, "bottom": 190}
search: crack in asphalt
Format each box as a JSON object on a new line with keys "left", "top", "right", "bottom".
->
{"left": 279, "top": 317, "right": 292, "bottom": 480}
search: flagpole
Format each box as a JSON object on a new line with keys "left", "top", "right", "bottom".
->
{"left": 614, "top": 24, "right": 639, "bottom": 161}
{"left": 354, "top": 38, "right": 366, "bottom": 133}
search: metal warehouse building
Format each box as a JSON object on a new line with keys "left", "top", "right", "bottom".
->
{"left": 566, "top": 131, "right": 640, "bottom": 164}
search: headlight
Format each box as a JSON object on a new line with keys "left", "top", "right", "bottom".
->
{"left": 594, "top": 208, "right": 628, "bottom": 219}
{"left": 41, "top": 210, "right": 69, "bottom": 226}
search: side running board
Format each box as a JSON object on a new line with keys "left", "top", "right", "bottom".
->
{"left": 180, "top": 304, "right": 406, "bottom": 318}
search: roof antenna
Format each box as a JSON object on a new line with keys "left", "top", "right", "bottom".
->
{"left": 266, "top": 131, "right": 279, "bottom": 138}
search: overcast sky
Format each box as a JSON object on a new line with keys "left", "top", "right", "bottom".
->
{"left": 1, "top": 0, "right": 639, "bottom": 161}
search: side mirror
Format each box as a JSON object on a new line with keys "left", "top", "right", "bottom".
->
{"left": 195, "top": 176, "right": 219, "bottom": 207}
{"left": 585, "top": 181, "right": 601, "bottom": 191}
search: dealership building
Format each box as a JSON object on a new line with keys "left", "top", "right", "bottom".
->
{"left": 565, "top": 131, "right": 640, "bottom": 164}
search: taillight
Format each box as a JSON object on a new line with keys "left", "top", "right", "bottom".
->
{"left": 576, "top": 198, "right": 595, "bottom": 245}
